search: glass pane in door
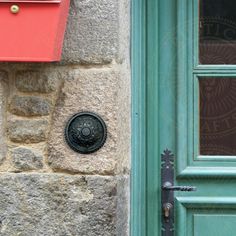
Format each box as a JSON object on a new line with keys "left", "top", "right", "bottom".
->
{"left": 200, "top": 78, "right": 236, "bottom": 155}
{"left": 199, "top": 0, "right": 236, "bottom": 64}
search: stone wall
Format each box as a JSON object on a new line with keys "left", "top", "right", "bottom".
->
{"left": 0, "top": 0, "right": 130, "bottom": 235}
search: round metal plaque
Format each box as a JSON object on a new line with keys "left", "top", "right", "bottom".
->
{"left": 65, "top": 112, "right": 107, "bottom": 154}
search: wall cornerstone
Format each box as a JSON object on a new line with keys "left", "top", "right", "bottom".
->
{"left": 0, "top": 0, "right": 130, "bottom": 235}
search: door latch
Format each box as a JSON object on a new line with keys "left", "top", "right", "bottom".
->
{"left": 161, "top": 149, "right": 196, "bottom": 236}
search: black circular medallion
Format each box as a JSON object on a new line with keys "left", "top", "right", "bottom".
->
{"left": 65, "top": 112, "right": 107, "bottom": 154}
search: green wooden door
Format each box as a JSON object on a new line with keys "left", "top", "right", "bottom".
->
{"left": 132, "top": 0, "right": 236, "bottom": 235}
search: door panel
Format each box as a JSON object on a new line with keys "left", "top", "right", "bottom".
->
{"left": 176, "top": 197, "right": 236, "bottom": 236}
{"left": 163, "top": 0, "right": 236, "bottom": 235}
{"left": 194, "top": 214, "right": 236, "bottom": 235}
{"left": 176, "top": 0, "right": 236, "bottom": 177}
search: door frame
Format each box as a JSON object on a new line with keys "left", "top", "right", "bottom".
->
{"left": 131, "top": 0, "right": 178, "bottom": 234}
{"left": 131, "top": 0, "right": 160, "bottom": 235}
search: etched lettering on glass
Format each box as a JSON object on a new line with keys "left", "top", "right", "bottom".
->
{"left": 200, "top": 78, "right": 236, "bottom": 155}
{"left": 200, "top": 0, "right": 236, "bottom": 64}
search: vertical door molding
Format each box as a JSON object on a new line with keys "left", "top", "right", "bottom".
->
{"left": 131, "top": 0, "right": 160, "bottom": 235}
{"left": 131, "top": 0, "right": 147, "bottom": 235}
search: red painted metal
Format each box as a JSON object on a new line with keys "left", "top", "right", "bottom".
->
{"left": 0, "top": 0, "right": 70, "bottom": 62}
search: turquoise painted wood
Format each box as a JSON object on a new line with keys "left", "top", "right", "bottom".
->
{"left": 176, "top": 0, "right": 236, "bottom": 178}
{"left": 175, "top": 1, "right": 236, "bottom": 235}
{"left": 132, "top": 0, "right": 236, "bottom": 235}
{"left": 131, "top": 0, "right": 160, "bottom": 235}
{"left": 131, "top": 0, "right": 147, "bottom": 235}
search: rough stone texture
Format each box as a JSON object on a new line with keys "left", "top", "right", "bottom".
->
{"left": 47, "top": 68, "right": 119, "bottom": 175}
{"left": 9, "top": 96, "right": 52, "bottom": 117}
{"left": 116, "top": 176, "right": 129, "bottom": 236}
{"left": 0, "top": 0, "right": 131, "bottom": 234}
{"left": 0, "top": 71, "right": 8, "bottom": 165}
{"left": 62, "top": 0, "right": 128, "bottom": 64}
{"left": 8, "top": 119, "right": 49, "bottom": 143}
{"left": 15, "top": 70, "right": 61, "bottom": 93}
{"left": 0, "top": 174, "right": 128, "bottom": 236}
{"left": 119, "top": 0, "right": 130, "bottom": 64}
{"left": 116, "top": 62, "right": 131, "bottom": 175}
{"left": 11, "top": 147, "right": 43, "bottom": 171}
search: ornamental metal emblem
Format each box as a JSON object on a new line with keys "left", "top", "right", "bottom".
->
{"left": 65, "top": 112, "right": 107, "bottom": 154}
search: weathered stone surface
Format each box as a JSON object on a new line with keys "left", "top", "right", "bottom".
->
{"left": 0, "top": 71, "right": 8, "bottom": 164}
{"left": 116, "top": 62, "right": 131, "bottom": 174}
{"left": 8, "top": 119, "right": 49, "bottom": 143}
{"left": 116, "top": 176, "right": 129, "bottom": 236}
{"left": 0, "top": 174, "right": 128, "bottom": 236}
{"left": 9, "top": 96, "right": 52, "bottom": 117}
{"left": 11, "top": 147, "right": 43, "bottom": 171}
{"left": 0, "top": 0, "right": 131, "bottom": 234}
{"left": 48, "top": 69, "right": 119, "bottom": 174}
{"left": 16, "top": 71, "right": 60, "bottom": 93}
{"left": 62, "top": 0, "right": 122, "bottom": 64}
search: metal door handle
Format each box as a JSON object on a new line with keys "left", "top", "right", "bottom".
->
{"left": 161, "top": 149, "right": 198, "bottom": 235}
{"left": 162, "top": 182, "right": 197, "bottom": 192}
